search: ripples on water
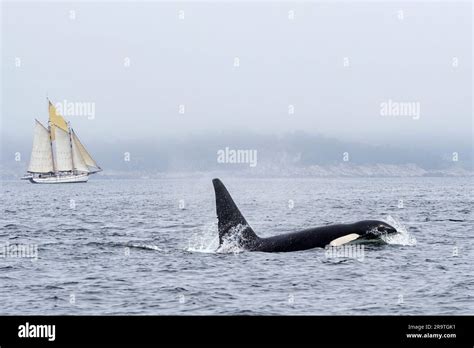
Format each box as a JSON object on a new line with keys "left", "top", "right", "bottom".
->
{"left": 0, "top": 177, "right": 472, "bottom": 314}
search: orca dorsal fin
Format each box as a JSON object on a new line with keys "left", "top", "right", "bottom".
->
{"left": 212, "top": 178, "right": 258, "bottom": 248}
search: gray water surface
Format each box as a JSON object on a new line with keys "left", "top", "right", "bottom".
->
{"left": 1, "top": 177, "right": 472, "bottom": 314}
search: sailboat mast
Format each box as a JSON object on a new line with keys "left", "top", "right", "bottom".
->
{"left": 68, "top": 122, "right": 75, "bottom": 174}
{"left": 46, "top": 97, "right": 56, "bottom": 173}
{"left": 48, "top": 123, "right": 56, "bottom": 173}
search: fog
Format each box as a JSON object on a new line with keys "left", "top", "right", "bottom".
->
{"left": 1, "top": 1, "right": 472, "bottom": 171}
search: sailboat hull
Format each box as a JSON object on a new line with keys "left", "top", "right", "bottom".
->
{"left": 29, "top": 173, "right": 89, "bottom": 184}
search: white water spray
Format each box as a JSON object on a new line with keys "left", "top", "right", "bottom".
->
{"left": 381, "top": 215, "right": 417, "bottom": 246}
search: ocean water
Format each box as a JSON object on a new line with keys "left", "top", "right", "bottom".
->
{"left": 1, "top": 177, "right": 472, "bottom": 315}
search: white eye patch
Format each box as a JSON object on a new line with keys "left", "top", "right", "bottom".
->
{"left": 329, "top": 233, "right": 361, "bottom": 247}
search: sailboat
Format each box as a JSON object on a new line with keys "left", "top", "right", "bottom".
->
{"left": 22, "top": 100, "right": 102, "bottom": 184}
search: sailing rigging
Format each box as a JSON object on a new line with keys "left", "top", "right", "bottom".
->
{"left": 22, "top": 100, "right": 102, "bottom": 184}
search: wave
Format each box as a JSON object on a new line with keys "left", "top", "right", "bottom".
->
{"left": 128, "top": 243, "right": 163, "bottom": 252}
{"left": 83, "top": 241, "right": 163, "bottom": 252}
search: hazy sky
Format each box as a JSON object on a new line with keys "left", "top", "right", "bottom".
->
{"left": 1, "top": 1, "right": 472, "bottom": 150}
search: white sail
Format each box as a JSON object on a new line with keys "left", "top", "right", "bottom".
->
{"left": 27, "top": 120, "right": 54, "bottom": 173}
{"left": 71, "top": 136, "right": 89, "bottom": 173}
{"left": 54, "top": 126, "right": 73, "bottom": 171}
{"left": 72, "top": 130, "right": 101, "bottom": 171}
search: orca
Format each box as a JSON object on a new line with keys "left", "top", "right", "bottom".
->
{"left": 212, "top": 178, "right": 398, "bottom": 252}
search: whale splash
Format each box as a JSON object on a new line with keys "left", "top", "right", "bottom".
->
{"left": 186, "top": 222, "right": 246, "bottom": 254}
{"left": 186, "top": 222, "right": 219, "bottom": 253}
{"left": 380, "top": 215, "right": 417, "bottom": 246}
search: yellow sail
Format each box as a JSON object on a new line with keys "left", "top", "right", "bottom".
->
{"left": 49, "top": 101, "right": 68, "bottom": 140}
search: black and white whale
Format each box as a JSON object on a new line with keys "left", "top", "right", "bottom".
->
{"left": 213, "top": 178, "right": 398, "bottom": 252}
